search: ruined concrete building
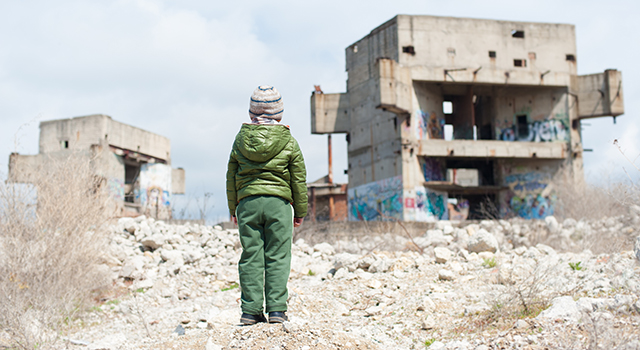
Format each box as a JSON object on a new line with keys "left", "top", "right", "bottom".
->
{"left": 311, "top": 15, "right": 624, "bottom": 221}
{"left": 8, "top": 114, "right": 185, "bottom": 219}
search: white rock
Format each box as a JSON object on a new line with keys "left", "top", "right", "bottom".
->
{"left": 438, "top": 269, "right": 454, "bottom": 281}
{"left": 368, "top": 258, "right": 392, "bottom": 273}
{"left": 205, "top": 337, "right": 223, "bottom": 350}
{"left": 545, "top": 216, "right": 559, "bottom": 233}
{"left": 634, "top": 236, "right": 640, "bottom": 262}
{"left": 464, "top": 302, "right": 490, "bottom": 315}
{"left": 421, "top": 316, "right": 437, "bottom": 330}
{"left": 334, "top": 253, "right": 358, "bottom": 272}
{"left": 365, "top": 279, "right": 382, "bottom": 289}
{"left": 141, "top": 233, "right": 166, "bottom": 250}
{"left": 313, "top": 242, "right": 335, "bottom": 256}
{"left": 428, "top": 341, "right": 445, "bottom": 350}
{"left": 434, "top": 247, "right": 453, "bottom": 264}
{"left": 467, "top": 229, "right": 499, "bottom": 253}
{"left": 538, "top": 296, "right": 581, "bottom": 322}
{"left": 119, "top": 256, "right": 145, "bottom": 279}
{"left": 443, "top": 225, "right": 454, "bottom": 235}
{"left": 417, "top": 296, "right": 436, "bottom": 312}
{"left": 88, "top": 332, "right": 127, "bottom": 350}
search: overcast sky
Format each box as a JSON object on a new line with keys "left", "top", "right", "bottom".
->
{"left": 1, "top": 0, "right": 638, "bottom": 222}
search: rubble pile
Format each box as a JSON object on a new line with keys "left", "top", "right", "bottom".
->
{"left": 66, "top": 208, "right": 640, "bottom": 350}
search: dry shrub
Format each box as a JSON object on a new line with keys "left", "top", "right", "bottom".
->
{"left": 0, "top": 154, "right": 112, "bottom": 349}
{"left": 552, "top": 165, "right": 639, "bottom": 221}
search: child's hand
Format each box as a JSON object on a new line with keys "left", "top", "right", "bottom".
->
{"left": 293, "top": 217, "right": 304, "bottom": 227}
{"left": 232, "top": 216, "right": 237, "bottom": 225}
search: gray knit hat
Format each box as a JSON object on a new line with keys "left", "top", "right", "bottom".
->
{"left": 249, "top": 85, "right": 284, "bottom": 121}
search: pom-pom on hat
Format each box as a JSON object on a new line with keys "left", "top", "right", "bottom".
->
{"left": 249, "top": 85, "right": 284, "bottom": 121}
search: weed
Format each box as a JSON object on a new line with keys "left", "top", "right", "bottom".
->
{"left": 134, "top": 288, "right": 145, "bottom": 294}
{"left": 307, "top": 270, "right": 316, "bottom": 276}
{"left": 482, "top": 257, "right": 497, "bottom": 268}
{"left": 569, "top": 262, "right": 583, "bottom": 271}
{"left": 424, "top": 338, "right": 436, "bottom": 347}
{"left": 221, "top": 282, "right": 239, "bottom": 292}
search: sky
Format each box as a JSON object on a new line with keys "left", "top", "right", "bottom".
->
{"left": 1, "top": 0, "right": 638, "bottom": 223}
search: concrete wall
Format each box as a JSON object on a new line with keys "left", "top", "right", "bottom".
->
{"left": 39, "top": 114, "right": 171, "bottom": 163}
{"left": 395, "top": 15, "right": 576, "bottom": 86}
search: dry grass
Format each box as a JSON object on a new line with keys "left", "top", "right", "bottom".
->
{"left": 551, "top": 165, "right": 639, "bottom": 221}
{"left": 0, "top": 153, "right": 113, "bottom": 349}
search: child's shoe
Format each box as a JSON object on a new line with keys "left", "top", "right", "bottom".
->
{"left": 268, "top": 311, "right": 288, "bottom": 323}
{"left": 240, "top": 313, "right": 267, "bottom": 325}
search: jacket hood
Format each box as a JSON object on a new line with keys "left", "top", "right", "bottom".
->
{"left": 236, "top": 124, "right": 291, "bottom": 162}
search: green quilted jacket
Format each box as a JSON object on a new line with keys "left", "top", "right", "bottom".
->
{"left": 226, "top": 123, "right": 308, "bottom": 218}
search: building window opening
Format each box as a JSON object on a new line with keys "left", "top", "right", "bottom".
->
{"left": 444, "top": 124, "right": 454, "bottom": 141}
{"left": 443, "top": 101, "right": 453, "bottom": 114}
{"left": 61, "top": 140, "right": 69, "bottom": 149}
{"left": 566, "top": 54, "right": 576, "bottom": 62}
{"left": 402, "top": 46, "right": 415, "bottom": 55}
{"left": 516, "top": 115, "right": 529, "bottom": 139}
{"left": 124, "top": 163, "right": 141, "bottom": 204}
{"left": 511, "top": 30, "right": 525, "bottom": 38}
{"left": 488, "top": 51, "right": 496, "bottom": 58}
{"left": 513, "top": 59, "right": 526, "bottom": 67}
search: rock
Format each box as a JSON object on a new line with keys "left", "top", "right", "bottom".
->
{"left": 313, "top": 242, "right": 335, "bottom": 256}
{"left": 417, "top": 296, "right": 436, "bottom": 312}
{"left": 434, "top": 247, "right": 453, "bottom": 264}
{"left": 538, "top": 296, "right": 581, "bottom": 322}
{"left": 173, "top": 324, "right": 185, "bottom": 336}
{"left": 545, "top": 216, "right": 559, "bottom": 233}
{"left": 424, "top": 229, "right": 452, "bottom": 247}
{"left": 635, "top": 236, "right": 640, "bottom": 262}
{"left": 88, "top": 333, "right": 127, "bottom": 350}
{"left": 467, "top": 229, "right": 499, "bottom": 253}
{"left": 438, "top": 269, "right": 454, "bottom": 281}
{"left": 118, "top": 256, "right": 145, "bottom": 279}
{"left": 205, "top": 337, "right": 223, "bottom": 350}
{"left": 364, "top": 305, "right": 384, "bottom": 316}
{"left": 334, "top": 253, "right": 358, "bottom": 272}
{"left": 515, "top": 319, "right": 528, "bottom": 329}
{"left": 464, "top": 302, "right": 490, "bottom": 316}
{"left": 428, "top": 341, "right": 445, "bottom": 350}
{"left": 141, "top": 233, "right": 166, "bottom": 250}
{"left": 368, "top": 257, "right": 392, "bottom": 273}
{"left": 421, "top": 316, "right": 437, "bottom": 330}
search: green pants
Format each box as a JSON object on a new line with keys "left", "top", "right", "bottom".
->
{"left": 236, "top": 195, "right": 293, "bottom": 314}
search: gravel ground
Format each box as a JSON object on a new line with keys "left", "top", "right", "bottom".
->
{"left": 57, "top": 212, "right": 640, "bottom": 350}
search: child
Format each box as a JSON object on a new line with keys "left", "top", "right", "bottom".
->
{"left": 226, "top": 85, "right": 308, "bottom": 325}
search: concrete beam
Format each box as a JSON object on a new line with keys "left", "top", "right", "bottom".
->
{"left": 374, "top": 58, "right": 412, "bottom": 114}
{"left": 310, "top": 92, "right": 350, "bottom": 134}
{"left": 416, "top": 139, "right": 567, "bottom": 159}
{"left": 577, "top": 69, "right": 624, "bottom": 119}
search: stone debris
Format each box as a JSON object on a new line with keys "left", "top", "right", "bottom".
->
{"left": 62, "top": 213, "right": 640, "bottom": 350}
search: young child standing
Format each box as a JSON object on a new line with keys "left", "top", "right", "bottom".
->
{"left": 226, "top": 85, "right": 308, "bottom": 325}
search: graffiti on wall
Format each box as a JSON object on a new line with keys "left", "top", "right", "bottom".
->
{"left": 415, "top": 110, "right": 444, "bottom": 140}
{"left": 497, "top": 117, "right": 569, "bottom": 143}
{"left": 138, "top": 163, "right": 172, "bottom": 219}
{"left": 348, "top": 176, "right": 403, "bottom": 221}
{"left": 502, "top": 170, "right": 556, "bottom": 219}
{"left": 404, "top": 187, "right": 448, "bottom": 221}
{"left": 420, "top": 157, "right": 445, "bottom": 182}
{"left": 107, "top": 178, "right": 124, "bottom": 201}
{"left": 417, "top": 187, "right": 448, "bottom": 221}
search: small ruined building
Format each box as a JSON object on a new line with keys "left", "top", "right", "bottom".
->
{"left": 311, "top": 15, "right": 624, "bottom": 221}
{"left": 8, "top": 114, "right": 185, "bottom": 219}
